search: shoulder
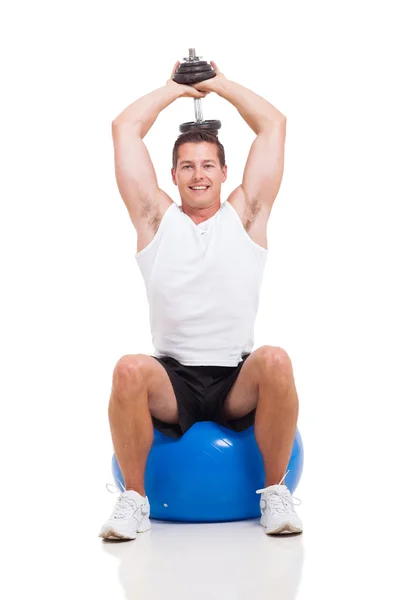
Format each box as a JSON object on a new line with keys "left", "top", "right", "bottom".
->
{"left": 226, "top": 187, "right": 271, "bottom": 250}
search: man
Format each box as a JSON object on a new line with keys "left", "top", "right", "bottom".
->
{"left": 99, "top": 61, "right": 303, "bottom": 540}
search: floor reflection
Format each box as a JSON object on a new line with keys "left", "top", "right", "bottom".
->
{"left": 102, "top": 518, "right": 304, "bottom": 599}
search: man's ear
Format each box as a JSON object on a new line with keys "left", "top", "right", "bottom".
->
{"left": 171, "top": 167, "right": 177, "bottom": 185}
{"left": 222, "top": 164, "right": 228, "bottom": 183}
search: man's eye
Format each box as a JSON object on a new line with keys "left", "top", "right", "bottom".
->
{"left": 183, "top": 165, "right": 192, "bottom": 169}
{"left": 205, "top": 165, "right": 214, "bottom": 168}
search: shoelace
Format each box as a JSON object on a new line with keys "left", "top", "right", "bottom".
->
{"left": 106, "top": 482, "right": 138, "bottom": 519}
{"left": 255, "top": 471, "right": 301, "bottom": 513}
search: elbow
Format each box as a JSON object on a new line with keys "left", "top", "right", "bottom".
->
{"left": 111, "top": 119, "right": 142, "bottom": 136}
{"left": 257, "top": 115, "right": 286, "bottom": 136}
{"left": 274, "top": 113, "right": 287, "bottom": 125}
{"left": 270, "top": 113, "right": 286, "bottom": 126}
{"left": 111, "top": 119, "right": 123, "bottom": 135}
{"left": 112, "top": 118, "right": 127, "bottom": 130}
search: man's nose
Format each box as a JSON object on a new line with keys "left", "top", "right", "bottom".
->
{"left": 193, "top": 167, "right": 204, "bottom": 179}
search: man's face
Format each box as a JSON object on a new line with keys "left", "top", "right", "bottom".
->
{"left": 171, "top": 142, "right": 227, "bottom": 207}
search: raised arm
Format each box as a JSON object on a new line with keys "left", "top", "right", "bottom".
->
{"left": 193, "top": 64, "right": 286, "bottom": 215}
{"left": 112, "top": 65, "right": 207, "bottom": 233}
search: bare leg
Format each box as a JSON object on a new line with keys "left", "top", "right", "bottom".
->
{"left": 108, "top": 355, "right": 179, "bottom": 496}
{"left": 254, "top": 352, "right": 299, "bottom": 487}
{"left": 223, "top": 346, "right": 299, "bottom": 487}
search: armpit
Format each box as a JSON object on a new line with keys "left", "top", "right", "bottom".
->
{"left": 243, "top": 197, "right": 264, "bottom": 231}
{"left": 140, "top": 197, "right": 162, "bottom": 234}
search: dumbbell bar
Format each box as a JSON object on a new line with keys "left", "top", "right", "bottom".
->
{"left": 173, "top": 48, "right": 222, "bottom": 136}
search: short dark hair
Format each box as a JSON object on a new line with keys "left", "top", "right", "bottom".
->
{"left": 172, "top": 130, "right": 225, "bottom": 170}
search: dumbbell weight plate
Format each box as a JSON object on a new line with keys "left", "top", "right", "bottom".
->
{"left": 180, "top": 60, "right": 208, "bottom": 67}
{"left": 176, "top": 64, "right": 212, "bottom": 74}
{"left": 179, "top": 120, "right": 222, "bottom": 135}
{"left": 173, "top": 70, "right": 216, "bottom": 85}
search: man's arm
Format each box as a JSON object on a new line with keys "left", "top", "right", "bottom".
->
{"left": 112, "top": 66, "right": 207, "bottom": 232}
{"left": 194, "top": 65, "right": 286, "bottom": 212}
{"left": 112, "top": 86, "right": 179, "bottom": 231}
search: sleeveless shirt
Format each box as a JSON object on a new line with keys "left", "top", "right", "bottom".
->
{"left": 135, "top": 201, "right": 268, "bottom": 366}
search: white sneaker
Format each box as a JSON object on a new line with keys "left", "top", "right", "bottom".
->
{"left": 256, "top": 476, "right": 303, "bottom": 535}
{"left": 99, "top": 484, "right": 151, "bottom": 541}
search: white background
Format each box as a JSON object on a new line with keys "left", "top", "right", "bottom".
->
{"left": 1, "top": 0, "right": 399, "bottom": 598}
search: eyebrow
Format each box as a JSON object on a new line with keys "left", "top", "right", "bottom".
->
{"left": 179, "top": 159, "right": 217, "bottom": 165}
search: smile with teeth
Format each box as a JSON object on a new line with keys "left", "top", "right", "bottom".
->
{"left": 189, "top": 185, "right": 209, "bottom": 190}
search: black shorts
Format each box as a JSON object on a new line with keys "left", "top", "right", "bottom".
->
{"left": 151, "top": 354, "right": 255, "bottom": 439}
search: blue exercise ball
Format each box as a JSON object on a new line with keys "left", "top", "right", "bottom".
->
{"left": 112, "top": 422, "right": 304, "bottom": 523}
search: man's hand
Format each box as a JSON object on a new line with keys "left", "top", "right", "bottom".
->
{"left": 192, "top": 62, "right": 227, "bottom": 94}
{"left": 166, "top": 61, "right": 210, "bottom": 99}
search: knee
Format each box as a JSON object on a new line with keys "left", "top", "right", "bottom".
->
{"left": 255, "top": 346, "right": 293, "bottom": 378}
{"left": 112, "top": 354, "right": 148, "bottom": 391}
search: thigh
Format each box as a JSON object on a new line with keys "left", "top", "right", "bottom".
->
{"left": 223, "top": 345, "right": 290, "bottom": 419}
{"left": 124, "top": 354, "right": 180, "bottom": 424}
{"left": 222, "top": 350, "right": 262, "bottom": 420}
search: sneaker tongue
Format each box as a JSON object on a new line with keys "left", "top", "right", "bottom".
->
{"left": 267, "top": 484, "right": 287, "bottom": 494}
{"left": 123, "top": 490, "right": 146, "bottom": 502}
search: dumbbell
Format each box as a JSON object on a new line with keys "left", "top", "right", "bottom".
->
{"left": 173, "top": 48, "right": 222, "bottom": 137}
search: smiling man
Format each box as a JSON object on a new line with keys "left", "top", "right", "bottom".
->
{"left": 99, "top": 61, "right": 303, "bottom": 540}
{"left": 171, "top": 132, "right": 227, "bottom": 224}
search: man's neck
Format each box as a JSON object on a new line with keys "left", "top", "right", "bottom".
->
{"left": 181, "top": 200, "right": 221, "bottom": 225}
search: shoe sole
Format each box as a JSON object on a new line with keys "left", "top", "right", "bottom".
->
{"left": 99, "top": 523, "right": 152, "bottom": 541}
{"left": 264, "top": 523, "right": 303, "bottom": 535}
{"left": 99, "top": 529, "right": 136, "bottom": 541}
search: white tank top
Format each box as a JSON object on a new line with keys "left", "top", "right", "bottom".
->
{"left": 135, "top": 201, "right": 268, "bottom": 366}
